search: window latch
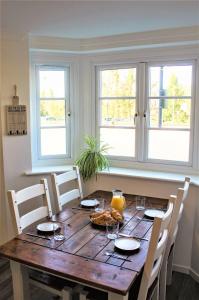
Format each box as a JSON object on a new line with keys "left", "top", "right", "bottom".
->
{"left": 134, "top": 112, "right": 139, "bottom": 125}
{"left": 67, "top": 112, "right": 71, "bottom": 117}
{"left": 143, "top": 112, "right": 148, "bottom": 126}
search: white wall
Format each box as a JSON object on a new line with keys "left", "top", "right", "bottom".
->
{"left": 0, "top": 0, "right": 8, "bottom": 243}
{"left": 0, "top": 36, "right": 35, "bottom": 243}
{"left": 1, "top": 31, "right": 199, "bottom": 280}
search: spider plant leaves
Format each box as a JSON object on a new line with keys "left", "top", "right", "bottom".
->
{"left": 75, "top": 136, "right": 110, "bottom": 181}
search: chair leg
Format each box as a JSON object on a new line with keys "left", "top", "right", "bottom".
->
{"left": 159, "top": 258, "right": 167, "bottom": 300}
{"left": 151, "top": 279, "right": 159, "bottom": 300}
{"left": 10, "top": 261, "right": 30, "bottom": 300}
{"left": 62, "top": 287, "right": 73, "bottom": 300}
{"left": 167, "top": 246, "right": 174, "bottom": 285}
{"left": 79, "top": 291, "right": 89, "bottom": 300}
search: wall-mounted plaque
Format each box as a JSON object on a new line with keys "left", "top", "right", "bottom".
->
{"left": 6, "top": 105, "right": 27, "bottom": 135}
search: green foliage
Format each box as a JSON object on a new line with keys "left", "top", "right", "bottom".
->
{"left": 101, "top": 68, "right": 136, "bottom": 97}
{"left": 100, "top": 68, "right": 191, "bottom": 128}
{"left": 75, "top": 136, "right": 109, "bottom": 182}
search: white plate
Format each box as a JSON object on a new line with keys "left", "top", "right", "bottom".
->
{"left": 144, "top": 209, "right": 165, "bottom": 219}
{"left": 37, "top": 222, "right": 59, "bottom": 232}
{"left": 81, "top": 199, "right": 99, "bottom": 207}
{"left": 115, "top": 237, "right": 140, "bottom": 251}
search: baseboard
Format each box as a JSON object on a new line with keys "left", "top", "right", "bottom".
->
{"left": 190, "top": 268, "right": 199, "bottom": 283}
{"left": 173, "top": 264, "right": 190, "bottom": 274}
{"left": 173, "top": 264, "right": 199, "bottom": 282}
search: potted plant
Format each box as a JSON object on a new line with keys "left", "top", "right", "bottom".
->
{"left": 75, "top": 136, "right": 109, "bottom": 181}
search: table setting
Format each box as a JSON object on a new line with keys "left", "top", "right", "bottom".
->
{"left": 67, "top": 189, "right": 166, "bottom": 261}
{"left": 17, "top": 189, "right": 166, "bottom": 261}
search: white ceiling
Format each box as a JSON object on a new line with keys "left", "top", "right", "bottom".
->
{"left": 1, "top": 1, "right": 199, "bottom": 39}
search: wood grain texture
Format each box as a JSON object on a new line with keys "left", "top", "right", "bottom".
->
{"left": 1, "top": 258, "right": 198, "bottom": 300}
{"left": 0, "top": 239, "right": 136, "bottom": 295}
{"left": 0, "top": 190, "right": 168, "bottom": 296}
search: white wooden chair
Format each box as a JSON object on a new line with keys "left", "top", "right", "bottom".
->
{"left": 8, "top": 179, "right": 52, "bottom": 234}
{"left": 51, "top": 166, "right": 83, "bottom": 211}
{"left": 137, "top": 198, "right": 174, "bottom": 300}
{"left": 159, "top": 177, "right": 190, "bottom": 300}
{"left": 8, "top": 179, "right": 75, "bottom": 300}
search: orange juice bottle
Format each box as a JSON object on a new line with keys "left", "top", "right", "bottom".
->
{"left": 111, "top": 190, "right": 126, "bottom": 213}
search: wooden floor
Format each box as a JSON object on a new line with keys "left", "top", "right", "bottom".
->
{"left": 166, "top": 271, "right": 199, "bottom": 300}
{"left": 0, "top": 257, "right": 199, "bottom": 300}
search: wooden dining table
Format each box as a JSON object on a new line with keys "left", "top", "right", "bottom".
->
{"left": 0, "top": 190, "right": 167, "bottom": 300}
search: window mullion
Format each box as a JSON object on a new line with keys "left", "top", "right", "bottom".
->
{"left": 36, "top": 65, "right": 42, "bottom": 159}
{"left": 137, "top": 62, "right": 146, "bottom": 162}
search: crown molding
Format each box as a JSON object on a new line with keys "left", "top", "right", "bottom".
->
{"left": 29, "top": 26, "right": 199, "bottom": 53}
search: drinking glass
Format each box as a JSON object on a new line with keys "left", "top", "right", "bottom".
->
{"left": 136, "top": 196, "right": 146, "bottom": 211}
{"left": 95, "top": 198, "right": 105, "bottom": 212}
{"left": 53, "top": 223, "right": 65, "bottom": 241}
{"left": 106, "top": 222, "right": 119, "bottom": 240}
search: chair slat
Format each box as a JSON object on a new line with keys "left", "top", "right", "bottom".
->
{"left": 16, "top": 184, "right": 45, "bottom": 204}
{"left": 56, "top": 170, "right": 78, "bottom": 186}
{"left": 148, "top": 255, "right": 162, "bottom": 288}
{"left": 160, "top": 201, "right": 174, "bottom": 232}
{"left": 60, "top": 189, "right": 80, "bottom": 207}
{"left": 51, "top": 166, "right": 83, "bottom": 211}
{"left": 20, "top": 206, "right": 48, "bottom": 230}
{"left": 154, "top": 230, "right": 168, "bottom": 262}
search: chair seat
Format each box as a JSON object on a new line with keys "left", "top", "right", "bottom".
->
{"left": 29, "top": 269, "right": 76, "bottom": 291}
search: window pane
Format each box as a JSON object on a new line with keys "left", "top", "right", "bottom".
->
{"left": 149, "top": 98, "right": 191, "bottom": 128}
{"left": 101, "top": 68, "right": 136, "bottom": 97}
{"left": 40, "top": 100, "right": 65, "bottom": 127}
{"left": 40, "top": 70, "right": 65, "bottom": 98}
{"left": 149, "top": 65, "right": 192, "bottom": 97}
{"left": 41, "top": 128, "right": 66, "bottom": 156}
{"left": 100, "top": 99, "right": 135, "bottom": 127}
{"left": 100, "top": 128, "right": 135, "bottom": 157}
{"left": 148, "top": 130, "right": 190, "bottom": 161}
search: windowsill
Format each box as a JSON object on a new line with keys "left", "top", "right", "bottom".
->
{"left": 99, "top": 167, "right": 199, "bottom": 186}
{"left": 25, "top": 165, "right": 73, "bottom": 175}
{"left": 25, "top": 165, "right": 199, "bottom": 187}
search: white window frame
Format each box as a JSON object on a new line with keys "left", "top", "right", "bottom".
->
{"left": 35, "top": 65, "right": 71, "bottom": 159}
{"left": 144, "top": 60, "right": 196, "bottom": 167}
{"left": 96, "top": 63, "right": 139, "bottom": 161}
{"left": 30, "top": 54, "right": 77, "bottom": 167}
{"left": 95, "top": 59, "right": 197, "bottom": 168}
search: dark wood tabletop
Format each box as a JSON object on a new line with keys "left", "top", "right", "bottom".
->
{"left": 0, "top": 190, "right": 168, "bottom": 296}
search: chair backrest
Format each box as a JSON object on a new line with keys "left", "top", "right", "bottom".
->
{"left": 8, "top": 178, "right": 52, "bottom": 234}
{"left": 137, "top": 199, "right": 174, "bottom": 300}
{"left": 51, "top": 166, "right": 83, "bottom": 211}
{"left": 165, "top": 177, "right": 190, "bottom": 257}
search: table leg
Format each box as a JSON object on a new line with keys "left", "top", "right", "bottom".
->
{"left": 10, "top": 260, "right": 30, "bottom": 300}
{"left": 108, "top": 292, "right": 128, "bottom": 300}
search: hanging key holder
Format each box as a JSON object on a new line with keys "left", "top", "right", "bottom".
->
{"left": 13, "top": 84, "right": 19, "bottom": 106}
{"left": 6, "top": 85, "right": 27, "bottom": 135}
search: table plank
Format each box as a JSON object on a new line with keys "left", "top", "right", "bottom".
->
{"left": 76, "top": 232, "right": 110, "bottom": 259}
{"left": 58, "top": 224, "right": 98, "bottom": 254}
